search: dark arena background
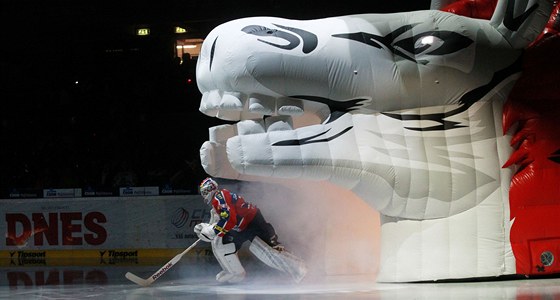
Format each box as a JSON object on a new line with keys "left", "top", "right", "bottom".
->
{"left": 2, "top": 1, "right": 560, "bottom": 299}
{"left": 0, "top": 0, "right": 429, "bottom": 199}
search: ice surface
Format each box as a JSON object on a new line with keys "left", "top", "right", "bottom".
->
{"left": 2, "top": 260, "right": 560, "bottom": 300}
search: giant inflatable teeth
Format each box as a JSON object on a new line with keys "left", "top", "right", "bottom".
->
{"left": 196, "top": 0, "right": 555, "bottom": 282}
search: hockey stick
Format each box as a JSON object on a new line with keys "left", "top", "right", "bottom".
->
{"left": 125, "top": 238, "right": 201, "bottom": 287}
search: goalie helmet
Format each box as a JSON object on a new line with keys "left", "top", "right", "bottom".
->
{"left": 199, "top": 177, "right": 218, "bottom": 204}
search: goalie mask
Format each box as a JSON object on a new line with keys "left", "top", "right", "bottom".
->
{"left": 199, "top": 177, "right": 218, "bottom": 204}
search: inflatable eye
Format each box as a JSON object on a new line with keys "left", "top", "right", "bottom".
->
{"left": 242, "top": 24, "right": 301, "bottom": 51}
{"left": 392, "top": 31, "right": 472, "bottom": 60}
{"left": 242, "top": 25, "right": 278, "bottom": 36}
{"left": 414, "top": 35, "right": 445, "bottom": 53}
{"left": 415, "top": 31, "right": 473, "bottom": 56}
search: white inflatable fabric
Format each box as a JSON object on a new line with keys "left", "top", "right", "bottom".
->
{"left": 197, "top": 0, "right": 554, "bottom": 282}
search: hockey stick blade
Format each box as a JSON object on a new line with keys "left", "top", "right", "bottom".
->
{"left": 125, "top": 238, "right": 201, "bottom": 287}
{"left": 125, "top": 271, "right": 152, "bottom": 287}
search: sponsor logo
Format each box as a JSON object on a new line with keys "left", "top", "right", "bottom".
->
{"left": 9, "top": 251, "right": 47, "bottom": 266}
{"left": 9, "top": 189, "right": 40, "bottom": 198}
{"left": 5, "top": 212, "right": 107, "bottom": 246}
{"left": 161, "top": 185, "right": 173, "bottom": 194}
{"left": 171, "top": 208, "right": 211, "bottom": 239}
{"left": 43, "top": 188, "right": 82, "bottom": 198}
{"left": 171, "top": 208, "right": 189, "bottom": 228}
{"left": 119, "top": 187, "right": 159, "bottom": 196}
{"left": 99, "top": 250, "right": 139, "bottom": 265}
{"left": 216, "top": 193, "right": 224, "bottom": 201}
{"left": 122, "top": 187, "right": 134, "bottom": 195}
{"left": 84, "top": 187, "right": 96, "bottom": 196}
{"left": 152, "top": 262, "right": 173, "bottom": 280}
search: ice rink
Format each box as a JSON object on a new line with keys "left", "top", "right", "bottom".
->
{"left": 3, "top": 258, "right": 560, "bottom": 300}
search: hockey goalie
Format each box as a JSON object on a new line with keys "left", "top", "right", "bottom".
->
{"left": 195, "top": 177, "right": 307, "bottom": 283}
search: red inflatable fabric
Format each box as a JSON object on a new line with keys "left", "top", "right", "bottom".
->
{"left": 443, "top": 0, "right": 560, "bottom": 276}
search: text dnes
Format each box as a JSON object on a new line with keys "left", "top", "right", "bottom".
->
{"left": 5, "top": 212, "right": 107, "bottom": 246}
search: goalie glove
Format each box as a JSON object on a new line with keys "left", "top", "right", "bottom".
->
{"left": 194, "top": 223, "right": 217, "bottom": 242}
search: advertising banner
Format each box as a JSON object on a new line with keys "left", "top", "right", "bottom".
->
{"left": 118, "top": 186, "right": 160, "bottom": 196}
{"left": 0, "top": 195, "right": 210, "bottom": 253}
{"left": 7, "top": 188, "right": 42, "bottom": 199}
{"left": 43, "top": 189, "right": 83, "bottom": 198}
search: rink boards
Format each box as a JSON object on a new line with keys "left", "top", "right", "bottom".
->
{"left": 0, "top": 247, "right": 213, "bottom": 267}
{"left": 0, "top": 195, "right": 214, "bottom": 268}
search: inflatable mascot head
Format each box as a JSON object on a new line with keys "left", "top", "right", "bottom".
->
{"left": 196, "top": 0, "right": 556, "bottom": 282}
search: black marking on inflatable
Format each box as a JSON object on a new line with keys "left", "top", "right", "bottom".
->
{"left": 243, "top": 25, "right": 300, "bottom": 50}
{"left": 325, "top": 111, "right": 347, "bottom": 124}
{"left": 549, "top": 149, "right": 560, "bottom": 164}
{"left": 242, "top": 24, "right": 318, "bottom": 53}
{"left": 210, "top": 37, "right": 218, "bottom": 71}
{"left": 332, "top": 24, "right": 414, "bottom": 49}
{"left": 458, "top": 55, "right": 522, "bottom": 107}
{"left": 504, "top": 0, "right": 539, "bottom": 32}
{"left": 274, "top": 24, "right": 318, "bottom": 54}
{"left": 273, "top": 126, "right": 353, "bottom": 146}
{"left": 291, "top": 95, "right": 367, "bottom": 112}
{"left": 383, "top": 107, "right": 468, "bottom": 131}
{"left": 382, "top": 56, "right": 523, "bottom": 131}
{"left": 332, "top": 25, "right": 473, "bottom": 63}
{"left": 397, "top": 31, "right": 473, "bottom": 56}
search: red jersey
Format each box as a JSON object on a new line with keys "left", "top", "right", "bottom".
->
{"left": 211, "top": 189, "right": 258, "bottom": 236}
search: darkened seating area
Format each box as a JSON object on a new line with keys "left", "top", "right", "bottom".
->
{"left": 0, "top": 1, "right": 429, "bottom": 198}
{"left": 0, "top": 37, "right": 221, "bottom": 197}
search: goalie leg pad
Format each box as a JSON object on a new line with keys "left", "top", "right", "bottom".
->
{"left": 211, "top": 236, "right": 246, "bottom": 283}
{"left": 249, "top": 236, "right": 307, "bottom": 283}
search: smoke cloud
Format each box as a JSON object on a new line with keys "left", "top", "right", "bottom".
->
{"left": 224, "top": 178, "right": 380, "bottom": 282}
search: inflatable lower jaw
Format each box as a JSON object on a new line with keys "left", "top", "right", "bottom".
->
{"left": 200, "top": 141, "right": 241, "bottom": 180}
{"left": 199, "top": 140, "right": 271, "bottom": 183}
